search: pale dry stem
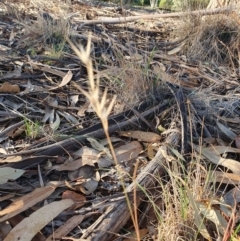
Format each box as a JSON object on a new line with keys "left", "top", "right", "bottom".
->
{"left": 67, "top": 34, "right": 141, "bottom": 240}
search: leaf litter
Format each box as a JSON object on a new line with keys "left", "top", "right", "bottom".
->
{"left": 0, "top": 0, "right": 240, "bottom": 240}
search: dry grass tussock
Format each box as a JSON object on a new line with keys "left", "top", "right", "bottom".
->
{"left": 23, "top": 14, "right": 70, "bottom": 50}
{"left": 102, "top": 45, "right": 158, "bottom": 108}
{"left": 180, "top": 12, "right": 240, "bottom": 72}
{"left": 3, "top": 0, "right": 72, "bottom": 51}
{"left": 25, "top": 13, "right": 69, "bottom": 46}
{"left": 153, "top": 153, "right": 217, "bottom": 241}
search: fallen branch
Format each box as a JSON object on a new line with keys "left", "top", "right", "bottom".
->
{"left": 79, "top": 7, "right": 233, "bottom": 27}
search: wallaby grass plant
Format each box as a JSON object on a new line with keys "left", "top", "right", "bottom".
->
{"left": 66, "top": 34, "right": 149, "bottom": 240}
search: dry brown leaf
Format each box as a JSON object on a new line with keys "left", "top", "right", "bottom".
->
{"left": 167, "top": 42, "right": 185, "bottom": 55}
{"left": 206, "top": 146, "right": 240, "bottom": 155}
{"left": 180, "top": 77, "right": 200, "bottom": 88}
{"left": 0, "top": 221, "right": 12, "bottom": 240}
{"left": 72, "top": 147, "right": 113, "bottom": 168}
{"left": 50, "top": 70, "right": 73, "bottom": 90}
{"left": 8, "top": 214, "right": 46, "bottom": 241}
{"left": 212, "top": 171, "right": 240, "bottom": 184}
{"left": 224, "top": 187, "right": 240, "bottom": 208}
{"left": 81, "top": 146, "right": 98, "bottom": 165}
{"left": 118, "top": 131, "right": 161, "bottom": 142}
{"left": 196, "top": 145, "right": 240, "bottom": 174}
{"left": 8, "top": 125, "right": 25, "bottom": 138}
{"left": 0, "top": 193, "right": 15, "bottom": 202}
{"left": 129, "top": 53, "right": 143, "bottom": 61}
{"left": 152, "top": 62, "right": 166, "bottom": 73}
{"left": 77, "top": 178, "right": 99, "bottom": 195}
{"left": 52, "top": 158, "right": 83, "bottom": 171}
{"left": 9, "top": 29, "right": 15, "bottom": 43}
{"left": 0, "top": 185, "right": 56, "bottom": 222}
{"left": 0, "top": 148, "right": 7, "bottom": 154}
{"left": 3, "top": 199, "right": 74, "bottom": 241}
{"left": 46, "top": 215, "right": 85, "bottom": 241}
{"left": 235, "top": 135, "right": 240, "bottom": 149}
{"left": 0, "top": 82, "right": 20, "bottom": 93}
{"left": 77, "top": 100, "right": 90, "bottom": 117}
{"left": 79, "top": 146, "right": 113, "bottom": 167}
{"left": 115, "top": 141, "right": 143, "bottom": 163}
{"left": 197, "top": 203, "right": 227, "bottom": 236}
{"left": 147, "top": 144, "right": 155, "bottom": 159}
{"left": 68, "top": 165, "right": 95, "bottom": 181}
{"left": 217, "top": 122, "right": 236, "bottom": 140}
{"left": 0, "top": 156, "right": 22, "bottom": 163}
{"left": 62, "top": 190, "right": 86, "bottom": 209}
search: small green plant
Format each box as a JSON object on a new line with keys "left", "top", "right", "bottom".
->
{"left": 26, "top": 47, "right": 37, "bottom": 56}
{"left": 46, "top": 41, "right": 65, "bottom": 59}
{"left": 24, "top": 119, "right": 42, "bottom": 139}
{"left": 231, "top": 223, "right": 240, "bottom": 240}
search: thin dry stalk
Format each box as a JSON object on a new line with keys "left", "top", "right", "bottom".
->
{"left": 67, "top": 34, "right": 141, "bottom": 240}
{"left": 133, "top": 159, "right": 140, "bottom": 241}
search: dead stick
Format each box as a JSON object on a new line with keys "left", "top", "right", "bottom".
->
{"left": 79, "top": 7, "right": 233, "bottom": 27}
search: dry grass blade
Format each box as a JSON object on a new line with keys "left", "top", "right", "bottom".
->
{"left": 0, "top": 185, "right": 56, "bottom": 222}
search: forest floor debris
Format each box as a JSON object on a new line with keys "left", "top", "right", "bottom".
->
{"left": 1, "top": 0, "right": 240, "bottom": 240}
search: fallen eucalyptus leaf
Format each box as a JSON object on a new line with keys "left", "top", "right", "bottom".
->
{"left": 3, "top": 199, "right": 74, "bottom": 241}
{"left": 0, "top": 167, "right": 25, "bottom": 185}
